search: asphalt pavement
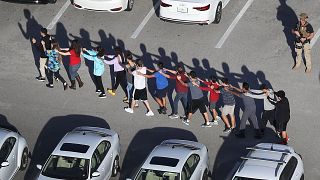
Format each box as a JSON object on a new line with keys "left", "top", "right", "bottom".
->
{"left": 0, "top": 0, "right": 319, "bottom": 179}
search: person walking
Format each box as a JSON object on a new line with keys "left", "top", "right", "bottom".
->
{"left": 81, "top": 47, "right": 106, "bottom": 98}
{"left": 58, "top": 39, "right": 84, "bottom": 90}
{"left": 124, "top": 59, "right": 154, "bottom": 116}
{"left": 227, "top": 82, "right": 261, "bottom": 139}
{"left": 105, "top": 47, "right": 128, "bottom": 99}
{"left": 123, "top": 51, "right": 136, "bottom": 104}
{"left": 198, "top": 76, "right": 221, "bottom": 125}
{"left": 268, "top": 90, "right": 290, "bottom": 145}
{"left": 44, "top": 39, "right": 68, "bottom": 90}
{"left": 248, "top": 84, "right": 276, "bottom": 135}
{"left": 164, "top": 65, "right": 188, "bottom": 119}
{"left": 31, "top": 27, "right": 51, "bottom": 81}
{"left": 177, "top": 71, "right": 212, "bottom": 127}
{"left": 292, "top": 13, "right": 314, "bottom": 73}
{"left": 141, "top": 62, "right": 169, "bottom": 114}
{"left": 219, "top": 78, "right": 236, "bottom": 133}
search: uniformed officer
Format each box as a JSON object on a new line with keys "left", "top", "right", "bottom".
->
{"left": 292, "top": 13, "right": 314, "bottom": 73}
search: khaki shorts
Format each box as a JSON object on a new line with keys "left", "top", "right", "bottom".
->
{"left": 222, "top": 105, "right": 235, "bottom": 116}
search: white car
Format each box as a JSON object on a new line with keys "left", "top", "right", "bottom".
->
{"left": 71, "top": 0, "right": 134, "bottom": 12}
{"left": 37, "top": 126, "right": 121, "bottom": 180}
{"left": 232, "top": 143, "right": 304, "bottom": 180}
{"left": 127, "top": 139, "right": 210, "bottom": 180}
{"left": 0, "top": 127, "right": 29, "bottom": 180}
{"left": 159, "top": 0, "right": 230, "bottom": 24}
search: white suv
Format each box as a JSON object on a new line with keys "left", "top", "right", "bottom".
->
{"left": 232, "top": 143, "right": 304, "bottom": 180}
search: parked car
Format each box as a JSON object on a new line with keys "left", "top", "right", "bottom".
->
{"left": 127, "top": 139, "right": 210, "bottom": 180}
{"left": 37, "top": 126, "right": 120, "bottom": 180}
{"left": 2, "top": 0, "right": 57, "bottom": 4}
{"left": 159, "top": 0, "right": 230, "bottom": 25}
{"left": 71, "top": 0, "right": 134, "bottom": 12}
{"left": 0, "top": 126, "right": 29, "bottom": 180}
{"left": 232, "top": 143, "right": 304, "bottom": 180}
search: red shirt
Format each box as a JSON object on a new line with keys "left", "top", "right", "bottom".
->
{"left": 170, "top": 73, "right": 188, "bottom": 93}
{"left": 69, "top": 49, "right": 81, "bottom": 66}
{"left": 200, "top": 82, "right": 220, "bottom": 102}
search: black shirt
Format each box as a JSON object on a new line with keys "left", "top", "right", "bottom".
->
{"left": 36, "top": 35, "right": 51, "bottom": 58}
{"left": 294, "top": 22, "right": 314, "bottom": 43}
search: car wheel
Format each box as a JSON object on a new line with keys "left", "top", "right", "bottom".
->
{"left": 111, "top": 156, "right": 120, "bottom": 177}
{"left": 125, "top": 0, "right": 134, "bottom": 11}
{"left": 202, "top": 169, "right": 209, "bottom": 180}
{"left": 19, "top": 148, "right": 29, "bottom": 171}
{"left": 49, "top": 0, "right": 57, "bottom": 3}
{"left": 213, "top": 3, "right": 222, "bottom": 24}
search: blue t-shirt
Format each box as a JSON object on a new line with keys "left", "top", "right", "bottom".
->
{"left": 154, "top": 71, "right": 168, "bottom": 90}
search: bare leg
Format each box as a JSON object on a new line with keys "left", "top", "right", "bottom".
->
{"left": 230, "top": 114, "right": 236, "bottom": 128}
{"left": 212, "top": 109, "right": 218, "bottom": 120}
{"left": 187, "top": 113, "right": 193, "bottom": 121}
{"left": 162, "top": 97, "right": 167, "bottom": 107}
{"left": 130, "top": 100, "right": 136, "bottom": 109}
{"left": 143, "top": 100, "right": 153, "bottom": 112}
{"left": 221, "top": 114, "right": 231, "bottom": 128}
{"left": 155, "top": 97, "right": 164, "bottom": 107}
{"left": 203, "top": 112, "right": 210, "bottom": 123}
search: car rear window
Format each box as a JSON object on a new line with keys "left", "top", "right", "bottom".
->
{"left": 150, "top": 156, "right": 179, "bottom": 167}
{"left": 60, "top": 143, "right": 89, "bottom": 153}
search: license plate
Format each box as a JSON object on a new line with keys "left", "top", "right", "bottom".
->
{"left": 177, "top": 6, "right": 188, "bottom": 13}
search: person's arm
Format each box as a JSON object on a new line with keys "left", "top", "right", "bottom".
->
{"left": 267, "top": 96, "right": 277, "bottom": 105}
{"left": 81, "top": 49, "right": 96, "bottom": 61}
{"left": 137, "top": 71, "right": 154, "bottom": 78}
{"left": 229, "top": 84, "right": 242, "bottom": 93}
{"left": 226, "top": 88, "right": 240, "bottom": 97}
{"left": 59, "top": 48, "right": 70, "bottom": 51}
{"left": 246, "top": 92, "right": 265, "bottom": 99}
{"left": 177, "top": 75, "right": 188, "bottom": 87}
{"left": 103, "top": 58, "right": 116, "bottom": 65}
{"left": 146, "top": 68, "right": 155, "bottom": 73}
{"left": 199, "top": 86, "right": 211, "bottom": 92}
{"left": 163, "top": 68, "right": 177, "bottom": 75}
{"left": 58, "top": 51, "right": 71, "bottom": 56}
{"left": 159, "top": 71, "right": 171, "bottom": 79}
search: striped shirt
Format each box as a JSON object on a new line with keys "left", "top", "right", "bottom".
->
{"left": 220, "top": 87, "right": 235, "bottom": 105}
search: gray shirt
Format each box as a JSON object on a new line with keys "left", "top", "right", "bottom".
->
{"left": 240, "top": 93, "right": 256, "bottom": 110}
{"left": 247, "top": 89, "right": 275, "bottom": 111}
{"left": 220, "top": 87, "right": 235, "bottom": 105}
{"left": 188, "top": 81, "right": 203, "bottom": 100}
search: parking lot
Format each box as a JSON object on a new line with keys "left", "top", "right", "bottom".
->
{"left": 0, "top": 0, "right": 320, "bottom": 179}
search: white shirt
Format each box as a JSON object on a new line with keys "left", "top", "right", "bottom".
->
{"left": 247, "top": 89, "right": 275, "bottom": 111}
{"left": 132, "top": 67, "right": 146, "bottom": 90}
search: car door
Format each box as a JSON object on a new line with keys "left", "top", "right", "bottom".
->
{"left": 90, "top": 140, "right": 112, "bottom": 180}
{"left": 181, "top": 154, "right": 201, "bottom": 180}
{"left": 0, "top": 137, "right": 18, "bottom": 180}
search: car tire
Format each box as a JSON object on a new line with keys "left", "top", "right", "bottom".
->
{"left": 19, "top": 148, "right": 29, "bottom": 171}
{"left": 49, "top": 0, "right": 57, "bottom": 3}
{"left": 213, "top": 2, "right": 222, "bottom": 24}
{"left": 202, "top": 169, "right": 209, "bottom": 180}
{"left": 125, "top": 0, "right": 134, "bottom": 11}
{"left": 111, "top": 156, "right": 120, "bottom": 177}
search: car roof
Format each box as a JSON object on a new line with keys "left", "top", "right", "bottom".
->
{"left": 141, "top": 139, "right": 205, "bottom": 173}
{"left": 234, "top": 143, "right": 296, "bottom": 180}
{"left": 51, "top": 127, "right": 115, "bottom": 159}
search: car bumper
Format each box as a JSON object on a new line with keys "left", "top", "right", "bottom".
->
{"left": 160, "top": 9, "right": 211, "bottom": 24}
{"left": 2, "top": 0, "right": 49, "bottom": 3}
{"left": 72, "top": 0, "right": 127, "bottom": 12}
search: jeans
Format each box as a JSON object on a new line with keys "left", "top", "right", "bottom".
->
{"left": 127, "top": 82, "right": 133, "bottom": 100}
{"left": 47, "top": 70, "right": 66, "bottom": 85}
{"left": 69, "top": 63, "right": 81, "bottom": 80}
{"left": 173, "top": 92, "right": 188, "bottom": 115}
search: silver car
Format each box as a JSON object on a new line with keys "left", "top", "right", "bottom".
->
{"left": 37, "top": 126, "right": 120, "bottom": 180}
{"left": 127, "top": 139, "right": 210, "bottom": 180}
{"left": 232, "top": 143, "right": 304, "bottom": 180}
{"left": 0, "top": 127, "right": 29, "bottom": 180}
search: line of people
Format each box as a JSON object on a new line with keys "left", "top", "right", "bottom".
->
{"left": 31, "top": 27, "right": 291, "bottom": 145}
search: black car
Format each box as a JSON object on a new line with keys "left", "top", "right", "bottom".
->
{"left": 2, "top": 0, "right": 57, "bottom": 3}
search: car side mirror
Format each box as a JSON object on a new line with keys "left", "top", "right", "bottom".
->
{"left": 92, "top": 171, "right": 100, "bottom": 177}
{"left": 36, "top": 164, "right": 43, "bottom": 170}
{"left": 1, "top": 161, "right": 9, "bottom": 167}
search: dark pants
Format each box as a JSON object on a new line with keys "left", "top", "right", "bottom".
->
{"left": 261, "top": 109, "right": 276, "bottom": 130}
{"left": 94, "top": 75, "right": 105, "bottom": 94}
{"left": 239, "top": 108, "right": 259, "bottom": 130}
{"left": 48, "top": 70, "right": 66, "bottom": 85}
{"left": 173, "top": 92, "right": 188, "bottom": 115}
{"left": 113, "top": 70, "right": 128, "bottom": 97}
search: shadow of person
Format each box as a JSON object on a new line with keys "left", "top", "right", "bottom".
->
{"left": 212, "top": 127, "right": 279, "bottom": 180}
{"left": 256, "top": 70, "right": 273, "bottom": 90}
{"left": 0, "top": 114, "right": 18, "bottom": 133}
{"left": 119, "top": 127, "right": 198, "bottom": 180}
{"left": 276, "top": 0, "right": 298, "bottom": 61}
{"left": 18, "top": 9, "right": 42, "bottom": 77}
{"left": 24, "top": 114, "right": 110, "bottom": 180}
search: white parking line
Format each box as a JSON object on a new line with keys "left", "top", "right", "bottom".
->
{"left": 47, "top": 0, "right": 71, "bottom": 30}
{"left": 130, "top": 0, "right": 160, "bottom": 39}
{"left": 311, "top": 29, "right": 320, "bottom": 48}
{"left": 215, "top": 0, "right": 254, "bottom": 48}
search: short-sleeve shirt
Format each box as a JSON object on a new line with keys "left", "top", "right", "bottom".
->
{"left": 294, "top": 23, "right": 314, "bottom": 33}
{"left": 188, "top": 81, "right": 203, "bottom": 100}
{"left": 132, "top": 67, "right": 147, "bottom": 90}
{"left": 240, "top": 93, "right": 256, "bottom": 110}
{"left": 69, "top": 49, "right": 81, "bottom": 66}
{"left": 154, "top": 71, "right": 168, "bottom": 90}
{"left": 172, "top": 73, "right": 188, "bottom": 93}
{"left": 220, "top": 87, "right": 235, "bottom": 105}
{"left": 46, "top": 50, "right": 60, "bottom": 72}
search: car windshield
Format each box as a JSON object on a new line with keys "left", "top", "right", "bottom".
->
{"left": 135, "top": 168, "right": 180, "bottom": 180}
{"left": 41, "top": 155, "right": 89, "bottom": 179}
{"left": 233, "top": 177, "right": 265, "bottom": 180}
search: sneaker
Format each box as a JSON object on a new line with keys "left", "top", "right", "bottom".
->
{"left": 124, "top": 108, "right": 134, "bottom": 113}
{"left": 46, "top": 84, "right": 53, "bottom": 88}
{"left": 180, "top": 115, "right": 187, "bottom": 119}
{"left": 36, "top": 77, "right": 46, "bottom": 82}
{"left": 201, "top": 122, "right": 213, "bottom": 128}
{"left": 146, "top": 111, "right": 154, "bottom": 116}
{"left": 157, "top": 108, "right": 163, "bottom": 114}
{"left": 123, "top": 96, "right": 128, "bottom": 101}
{"left": 182, "top": 119, "right": 190, "bottom": 126}
{"left": 223, "top": 127, "right": 232, "bottom": 133}
{"left": 169, "top": 114, "right": 179, "bottom": 119}
{"left": 211, "top": 120, "right": 219, "bottom": 126}
{"left": 123, "top": 99, "right": 129, "bottom": 104}
{"left": 161, "top": 107, "right": 167, "bottom": 114}
{"left": 54, "top": 77, "right": 59, "bottom": 82}
{"left": 63, "top": 83, "right": 68, "bottom": 91}
{"left": 107, "top": 89, "right": 116, "bottom": 96}
{"left": 305, "top": 68, "right": 311, "bottom": 73}
{"left": 95, "top": 89, "right": 101, "bottom": 94}
{"left": 98, "top": 93, "right": 107, "bottom": 98}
